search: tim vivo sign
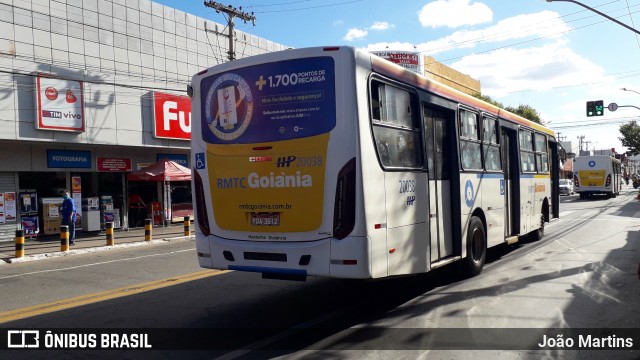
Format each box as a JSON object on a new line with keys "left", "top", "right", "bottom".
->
{"left": 35, "top": 74, "right": 85, "bottom": 132}
{"left": 153, "top": 92, "right": 191, "bottom": 140}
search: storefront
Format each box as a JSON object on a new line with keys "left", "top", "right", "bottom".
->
{"left": 127, "top": 157, "right": 192, "bottom": 227}
{"left": 0, "top": 0, "right": 286, "bottom": 241}
{"left": 0, "top": 142, "right": 190, "bottom": 241}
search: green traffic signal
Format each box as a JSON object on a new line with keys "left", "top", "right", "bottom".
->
{"left": 586, "top": 100, "right": 604, "bottom": 117}
{"left": 594, "top": 100, "right": 604, "bottom": 116}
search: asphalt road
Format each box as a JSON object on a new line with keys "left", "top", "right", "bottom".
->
{"left": 1, "top": 188, "right": 639, "bottom": 359}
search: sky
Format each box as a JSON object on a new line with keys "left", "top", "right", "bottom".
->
{"left": 153, "top": 0, "right": 640, "bottom": 155}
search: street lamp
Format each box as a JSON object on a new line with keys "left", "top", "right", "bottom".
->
{"left": 547, "top": 0, "right": 640, "bottom": 36}
{"left": 621, "top": 88, "right": 640, "bottom": 96}
{"left": 613, "top": 88, "right": 640, "bottom": 112}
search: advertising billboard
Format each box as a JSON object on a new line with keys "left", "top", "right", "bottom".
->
{"left": 35, "top": 74, "right": 85, "bottom": 132}
{"left": 370, "top": 51, "right": 421, "bottom": 74}
{"left": 152, "top": 92, "right": 191, "bottom": 140}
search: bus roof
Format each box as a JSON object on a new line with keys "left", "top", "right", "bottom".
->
{"left": 360, "top": 48, "right": 556, "bottom": 137}
{"left": 192, "top": 46, "right": 556, "bottom": 138}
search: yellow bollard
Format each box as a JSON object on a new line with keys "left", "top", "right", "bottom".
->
{"left": 184, "top": 216, "right": 190, "bottom": 236}
{"left": 145, "top": 218, "right": 152, "bottom": 241}
{"left": 106, "top": 222, "right": 114, "bottom": 246}
{"left": 15, "top": 229, "right": 25, "bottom": 258}
{"left": 60, "top": 225, "right": 69, "bottom": 252}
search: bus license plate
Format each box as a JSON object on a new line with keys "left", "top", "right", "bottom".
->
{"left": 251, "top": 212, "right": 280, "bottom": 226}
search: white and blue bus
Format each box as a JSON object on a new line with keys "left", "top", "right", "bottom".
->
{"left": 189, "top": 46, "right": 560, "bottom": 281}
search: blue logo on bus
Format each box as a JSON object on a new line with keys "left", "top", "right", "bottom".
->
{"left": 500, "top": 179, "right": 505, "bottom": 195}
{"left": 465, "top": 180, "right": 474, "bottom": 208}
{"left": 204, "top": 73, "right": 254, "bottom": 142}
{"left": 195, "top": 153, "right": 205, "bottom": 169}
{"left": 588, "top": 160, "right": 596, "bottom": 167}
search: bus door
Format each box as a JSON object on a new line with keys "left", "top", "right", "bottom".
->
{"left": 549, "top": 140, "right": 560, "bottom": 219}
{"left": 501, "top": 127, "right": 520, "bottom": 236}
{"left": 424, "top": 106, "right": 453, "bottom": 261}
{"left": 374, "top": 80, "right": 428, "bottom": 276}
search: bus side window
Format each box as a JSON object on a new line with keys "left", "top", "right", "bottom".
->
{"left": 370, "top": 80, "right": 422, "bottom": 169}
{"left": 482, "top": 117, "right": 501, "bottom": 171}
{"left": 519, "top": 129, "right": 536, "bottom": 173}
{"left": 377, "top": 139, "right": 391, "bottom": 165}
{"left": 371, "top": 98, "right": 381, "bottom": 121}
{"left": 459, "top": 109, "right": 481, "bottom": 171}
{"left": 484, "top": 145, "right": 501, "bottom": 171}
{"left": 534, "top": 133, "right": 549, "bottom": 174}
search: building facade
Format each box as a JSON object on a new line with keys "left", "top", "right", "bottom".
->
{"left": 0, "top": 0, "right": 287, "bottom": 240}
{"left": 424, "top": 55, "right": 481, "bottom": 95}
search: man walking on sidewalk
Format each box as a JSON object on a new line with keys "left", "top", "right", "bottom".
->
{"left": 61, "top": 189, "right": 77, "bottom": 246}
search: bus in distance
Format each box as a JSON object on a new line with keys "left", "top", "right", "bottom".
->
{"left": 573, "top": 155, "right": 622, "bottom": 199}
{"left": 189, "top": 46, "right": 560, "bottom": 281}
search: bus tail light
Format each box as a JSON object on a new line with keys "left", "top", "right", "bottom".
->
{"left": 333, "top": 158, "right": 356, "bottom": 240}
{"left": 605, "top": 174, "right": 611, "bottom": 186}
{"left": 573, "top": 174, "right": 580, "bottom": 188}
{"left": 193, "top": 169, "right": 211, "bottom": 236}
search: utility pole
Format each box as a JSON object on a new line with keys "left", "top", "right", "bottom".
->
{"left": 577, "top": 135, "right": 585, "bottom": 152}
{"left": 204, "top": 1, "right": 256, "bottom": 61}
{"left": 557, "top": 132, "right": 566, "bottom": 142}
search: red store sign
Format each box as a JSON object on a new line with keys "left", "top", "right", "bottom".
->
{"left": 153, "top": 92, "right": 191, "bottom": 140}
{"left": 97, "top": 158, "right": 132, "bottom": 172}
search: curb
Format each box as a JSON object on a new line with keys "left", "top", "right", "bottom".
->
{"left": 1, "top": 235, "right": 194, "bottom": 264}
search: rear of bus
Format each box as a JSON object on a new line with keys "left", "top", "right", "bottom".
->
{"left": 573, "top": 155, "right": 617, "bottom": 198}
{"left": 189, "top": 47, "right": 368, "bottom": 280}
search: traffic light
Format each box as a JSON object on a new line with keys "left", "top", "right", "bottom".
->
{"left": 586, "top": 101, "right": 595, "bottom": 116}
{"left": 586, "top": 100, "right": 604, "bottom": 117}
{"left": 594, "top": 100, "right": 604, "bottom": 116}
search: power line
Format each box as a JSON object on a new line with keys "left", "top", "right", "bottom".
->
{"left": 243, "top": 0, "right": 313, "bottom": 7}
{"left": 422, "top": 1, "right": 640, "bottom": 77}
{"left": 624, "top": 0, "right": 640, "bottom": 49}
{"left": 204, "top": 1, "right": 256, "bottom": 61}
{"left": 249, "top": 0, "right": 364, "bottom": 13}
{"left": 0, "top": 68, "right": 185, "bottom": 93}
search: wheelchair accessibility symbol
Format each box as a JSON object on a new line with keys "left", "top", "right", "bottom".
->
{"left": 195, "top": 153, "right": 205, "bottom": 169}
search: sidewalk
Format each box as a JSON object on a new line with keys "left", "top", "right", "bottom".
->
{"left": 0, "top": 223, "right": 194, "bottom": 264}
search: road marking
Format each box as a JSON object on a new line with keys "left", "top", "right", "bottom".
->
{"left": 555, "top": 217, "right": 640, "bottom": 222}
{"left": 213, "top": 307, "right": 352, "bottom": 360}
{"left": 559, "top": 210, "right": 575, "bottom": 217}
{"left": 0, "top": 249, "right": 194, "bottom": 280}
{"left": 0, "top": 269, "right": 228, "bottom": 324}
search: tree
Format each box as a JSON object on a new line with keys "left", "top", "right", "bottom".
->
{"left": 506, "top": 104, "right": 542, "bottom": 124}
{"left": 619, "top": 121, "right": 640, "bottom": 156}
{"left": 472, "top": 93, "right": 504, "bottom": 108}
{"left": 471, "top": 93, "right": 542, "bottom": 124}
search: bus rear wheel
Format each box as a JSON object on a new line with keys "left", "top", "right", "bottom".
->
{"left": 461, "top": 216, "right": 486, "bottom": 277}
{"left": 530, "top": 212, "right": 544, "bottom": 241}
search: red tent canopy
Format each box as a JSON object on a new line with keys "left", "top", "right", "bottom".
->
{"left": 127, "top": 158, "right": 191, "bottom": 182}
